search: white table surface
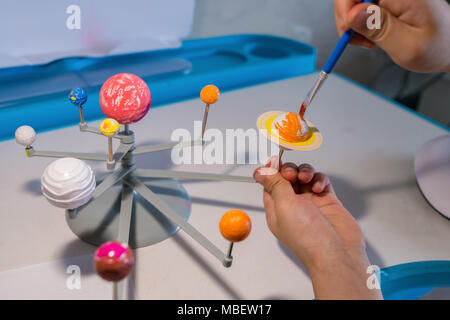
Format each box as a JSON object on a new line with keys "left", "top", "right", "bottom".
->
{"left": 0, "top": 73, "right": 449, "bottom": 299}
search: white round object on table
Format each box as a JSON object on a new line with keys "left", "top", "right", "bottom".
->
{"left": 41, "top": 157, "right": 96, "bottom": 210}
{"left": 15, "top": 125, "right": 36, "bottom": 147}
{"left": 415, "top": 134, "right": 450, "bottom": 219}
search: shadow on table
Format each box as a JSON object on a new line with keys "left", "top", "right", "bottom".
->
{"left": 57, "top": 238, "right": 97, "bottom": 276}
{"left": 57, "top": 238, "right": 136, "bottom": 299}
{"left": 329, "top": 174, "right": 417, "bottom": 220}
{"left": 147, "top": 183, "right": 265, "bottom": 213}
{"left": 22, "top": 178, "right": 42, "bottom": 196}
{"left": 189, "top": 196, "right": 264, "bottom": 213}
{"left": 172, "top": 233, "right": 243, "bottom": 299}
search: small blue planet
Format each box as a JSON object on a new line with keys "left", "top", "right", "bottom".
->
{"left": 68, "top": 88, "right": 87, "bottom": 105}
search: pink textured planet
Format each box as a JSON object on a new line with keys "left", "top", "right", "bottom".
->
{"left": 94, "top": 241, "right": 134, "bottom": 282}
{"left": 99, "top": 73, "right": 151, "bottom": 124}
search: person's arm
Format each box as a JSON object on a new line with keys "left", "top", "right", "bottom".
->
{"left": 254, "top": 159, "right": 383, "bottom": 300}
{"left": 334, "top": 0, "right": 450, "bottom": 73}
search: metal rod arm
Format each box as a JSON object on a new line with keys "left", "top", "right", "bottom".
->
{"left": 79, "top": 124, "right": 103, "bottom": 136}
{"left": 116, "top": 184, "right": 134, "bottom": 301}
{"left": 27, "top": 147, "right": 107, "bottom": 162}
{"left": 79, "top": 124, "right": 130, "bottom": 141}
{"left": 124, "top": 177, "right": 231, "bottom": 266}
{"left": 117, "top": 184, "right": 134, "bottom": 243}
{"left": 132, "top": 169, "right": 255, "bottom": 183}
{"left": 113, "top": 143, "right": 133, "bottom": 163}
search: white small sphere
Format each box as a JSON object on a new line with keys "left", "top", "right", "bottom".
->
{"left": 15, "top": 125, "right": 36, "bottom": 147}
{"left": 41, "top": 158, "right": 96, "bottom": 210}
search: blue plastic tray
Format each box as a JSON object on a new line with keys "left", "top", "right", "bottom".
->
{"left": 0, "top": 34, "right": 316, "bottom": 140}
{"left": 381, "top": 261, "right": 450, "bottom": 300}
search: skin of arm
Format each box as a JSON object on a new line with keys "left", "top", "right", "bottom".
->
{"left": 334, "top": 0, "right": 450, "bottom": 73}
{"left": 254, "top": 159, "right": 383, "bottom": 300}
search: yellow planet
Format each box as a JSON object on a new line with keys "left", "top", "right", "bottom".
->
{"left": 100, "top": 118, "right": 120, "bottom": 137}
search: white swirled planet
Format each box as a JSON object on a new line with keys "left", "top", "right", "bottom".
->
{"left": 41, "top": 158, "right": 96, "bottom": 210}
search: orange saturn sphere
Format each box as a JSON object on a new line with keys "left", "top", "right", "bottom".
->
{"left": 200, "top": 85, "right": 220, "bottom": 104}
{"left": 219, "top": 209, "right": 252, "bottom": 242}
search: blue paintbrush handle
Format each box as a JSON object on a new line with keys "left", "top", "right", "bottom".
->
{"left": 323, "top": 0, "right": 373, "bottom": 74}
{"left": 300, "top": 0, "right": 373, "bottom": 116}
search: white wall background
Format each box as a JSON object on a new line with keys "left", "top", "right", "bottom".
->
{"left": 0, "top": 0, "right": 195, "bottom": 68}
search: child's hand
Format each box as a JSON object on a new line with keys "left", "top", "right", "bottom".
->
{"left": 254, "top": 159, "right": 382, "bottom": 299}
{"left": 334, "top": 0, "right": 450, "bottom": 72}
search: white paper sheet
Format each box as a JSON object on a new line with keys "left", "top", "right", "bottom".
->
{"left": 0, "top": 0, "right": 195, "bottom": 68}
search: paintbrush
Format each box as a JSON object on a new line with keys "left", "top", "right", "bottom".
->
{"left": 299, "top": 0, "right": 374, "bottom": 118}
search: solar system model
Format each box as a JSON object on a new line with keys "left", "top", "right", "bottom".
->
{"left": 14, "top": 72, "right": 322, "bottom": 299}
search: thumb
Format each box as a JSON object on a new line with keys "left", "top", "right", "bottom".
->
{"left": 253, "top": 166, "right": 294, "bottom": 203}
{"left": 348, "top": 3, "right": 416, "bottom": 61}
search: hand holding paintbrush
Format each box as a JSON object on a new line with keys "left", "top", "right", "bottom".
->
{"left": 299, "top": 0, "right": 374, "bottom": 119}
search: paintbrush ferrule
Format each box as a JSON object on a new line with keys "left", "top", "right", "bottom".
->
{"left": 300, "top": 71, "right": 328, "bottom": 117}
{"left": 305, "top": 71, "right": 328, "bottom": 106}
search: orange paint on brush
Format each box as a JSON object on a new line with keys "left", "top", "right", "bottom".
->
{"left": 299, "top": 102, "right": 307, "bottom": 119}
{"left": 274, "top": 112, "right": 308, "bottom": 143}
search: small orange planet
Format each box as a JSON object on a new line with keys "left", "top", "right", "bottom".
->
{"left": 200, "top": 85, "right": 220, "bottom": 104}
{"left": 272, "top": 112, "right": 311, "bottom": 143}
{"left": 219, "top": 209, "right": 252, "bottom": 242}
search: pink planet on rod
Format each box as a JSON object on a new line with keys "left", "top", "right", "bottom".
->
{"left": 99, "top": 73, "right": 151, "bottom": 124}
{"left": 94, "top": 241, "right": 134, "bottom": 282}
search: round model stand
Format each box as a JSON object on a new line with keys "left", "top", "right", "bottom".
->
{"left": 66, "top": 177, "right": 191, "bottom": 248}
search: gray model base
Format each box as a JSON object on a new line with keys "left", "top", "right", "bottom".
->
{"left": 65, "top": 178, "right": 191, "bottom": 248}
